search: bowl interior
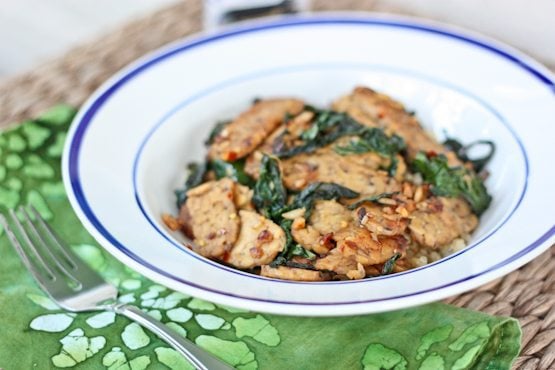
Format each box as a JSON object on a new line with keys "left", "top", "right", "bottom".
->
{"left": 136, "top": 65, "right": 526, "bottom": 264}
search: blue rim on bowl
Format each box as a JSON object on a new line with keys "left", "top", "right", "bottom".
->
{"left": 66, "top": 16, "right": 555, "bottom": 307}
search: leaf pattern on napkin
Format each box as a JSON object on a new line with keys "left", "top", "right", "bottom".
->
{"left": 23, "top": 236, "right": 281, "bottom": 369}
{"left": 24, "top": 239, "right": 283, "bottom": 369}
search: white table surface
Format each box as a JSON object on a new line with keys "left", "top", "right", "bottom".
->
{"left": 1, "top": 0, "right": 553, "bottom": 79}
{"left": 0, "top": 0, "right": 178, "bottom": 77}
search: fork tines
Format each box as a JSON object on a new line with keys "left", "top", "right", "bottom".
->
{"left": 0, "top": 206, "right": 94, "bottom": 292}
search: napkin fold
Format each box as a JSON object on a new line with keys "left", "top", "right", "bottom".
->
{"left": 0, "top": 106, "right": 521, "bottom": 369}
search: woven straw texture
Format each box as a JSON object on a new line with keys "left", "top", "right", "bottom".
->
{"left": 0, "top": 1, "right": 552, "bottom": 368}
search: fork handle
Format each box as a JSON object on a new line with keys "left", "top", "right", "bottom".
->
{"left": 113, "top": 304, "right": 235, "bottom": 370}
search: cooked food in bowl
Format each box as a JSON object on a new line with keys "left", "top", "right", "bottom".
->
{"left": 163, "top": 86, "right": 494, "bottom": 281}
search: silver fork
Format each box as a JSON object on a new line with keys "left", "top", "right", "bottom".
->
{"left": 0, "top": 206, "right": 234, "bottom": 370}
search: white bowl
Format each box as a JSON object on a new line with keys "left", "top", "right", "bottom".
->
{"left": 62, "top": 14, "right": 555, "bottom": 316}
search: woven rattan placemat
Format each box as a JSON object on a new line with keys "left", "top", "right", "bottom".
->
{"left": 0, "top": 1, "right": 552, "bottom": 368}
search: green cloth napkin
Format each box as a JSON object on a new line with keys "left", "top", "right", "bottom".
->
{"left": 0, "top": 106, "right": 521, "bottom": 370}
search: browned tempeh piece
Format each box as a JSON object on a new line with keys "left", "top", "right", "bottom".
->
{"left": 244, "top": 109, "right": 315, "bottom": 177}
{"left": 260, "top": 265, "right": 325, "bottom": 281}
{"left": 314, "top": 249, "right": 365, "bottom": 280}
{"left": 333, "top": 86, "right": 460, "bottom": 165}
{"left": 227, "top": 210, "right": 286, "bottom": 269}
{"left": 280, "top": 146, "right": 401, "bottom": 194}
{"left": 290, "top": 200, "right": 407, "bottom": 278}
{"left": 333, "top": 227, "right": 407, "bottom": 266}
{"left": 184, "top": 178, "right": 240, "bottom": 259}
{"left": 234, "top": 183, "right": 254, "bottom": 210}
{"left": 208, "top": 98, "right": 304, "bottom": 161}
{"left": 246, "top": 145, "right": 396, "bottom": 193}
{"left": 357, "top": 204, "right": 410, "bottom": 237}
{"left": 409, "top": 197, "right": 478, "bottom": 249}
{"left": 291, "top": 200, "right": 351, "bottom": 255}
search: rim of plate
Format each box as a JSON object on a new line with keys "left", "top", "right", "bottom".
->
{"left": 63, "top": 14, "right": 555, "bottom": 314}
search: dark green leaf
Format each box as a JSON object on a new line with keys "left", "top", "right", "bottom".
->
{"left": 463, "top": 140, "right": 495, "bottom": 173}
{"left": 347, "top": 192, "right": 400, "bottom": 210}
{"left": 269, "top": 258, "right": 317, "bottom": 270}
{"left": 334, "top": 127, "right": 405, "bottom": 177}
{"left": 210, "top": 158, "right": 255, "bottom": 187}
{"left": 443, "top": 137, "right": 495, "bottom": 173}
{"left": 289, "top": 182, "right": 359, "bottom": 219}
{"left": 458, "top": 173, "right": 493, "bottom": 217}
{"left": 283, "top": 261, "right": 317, "bottom": 270}
{"left": 269, "top": 255, "right": 287, "bottom": 268}
{"left": 412, "top": 152, "right": 492, "bottom": 215}
{"left": 289, "top": 244, "right": 317, "bottom": 259}
{"left": 274, "top": 109, "right": 364, "bottom": 158}
{"left": 174, "top": 162, "right": 207, "bottom": 208}
{"left": 300, "top": 123, "right": 319, "bottom": 141}
{"left": 252, "top": 156, "right": 321, "bottom": 266}
{"left": 269, "top": 219, "right": 316, "bottom": 268}
{"left": 388, "top": 155, "right": 399, "bottom": 177}
{"left": 280, "top": 219, "right": 295, "bottom": 250}
{"left": 334, "top": 128, "right": 405, "bottom": 157}
{"left": 252, "top": 154, "right": 287, "bottom": 219}
{"left": 303, "top": 104, "right": 317, "bottom": 112}
{"left": 442, "top": 137, "right": 464, "bottom": 154}
{"left": 283, "top": 111, "right": 295, "bottom": 124}
{"left": 204, "top": 120, "right": 230, "bottom": 145}
{"left": 412, "top": 152, "right": 460, "bottom": 195}
{"left": 382, "top": 253, "right": 401, "bottom": 275}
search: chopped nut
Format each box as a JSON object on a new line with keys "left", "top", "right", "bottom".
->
{"left": 346, "top": 262, "right": 366, "bottom": 280}
{"left": 396, "top": 206, "right": 409, "bottom": 218}
{"left": 281, "top": 208, "right": 306, "bottom": 220}
{"left": 253, "top": 216, "right": 264, "bottom": 228}
{"left": 293, "top": 178, "right": 307, "bottom": 188}
{"left": 383, "top": 213, "right": 399, "bottom": 221}
{"left": 289, "top": 111, "right": 315, "bottom": 127}
{"left": 292, "top": 218, "right": 306, "bottom": 230}
{"left": 162, "top": 214, "right": 181, "bottom": 231}
{"left": 377, "top": 197, "right": 397, "bottom": 206}
{"left": 402, "top": 182, "right": 414, "bottom": 198}
{"left": 383, "top": 207, "right": 394, "bottom": 214}
{"left": 414, "top": 186, "right": 424, "bottom": 203}
{"left": 405, "top": 201, "right": 416, "bottom": 213}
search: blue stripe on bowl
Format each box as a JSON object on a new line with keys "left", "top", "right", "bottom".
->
{"left": 68, "top": 16, "right": 555, "bottom": 306}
